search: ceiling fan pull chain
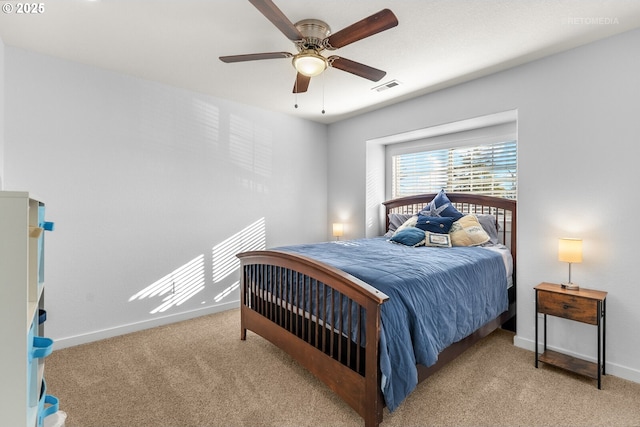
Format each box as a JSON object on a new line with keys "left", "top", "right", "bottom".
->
{"left": 321, "top": 72, "right": 326, "bottom": 114}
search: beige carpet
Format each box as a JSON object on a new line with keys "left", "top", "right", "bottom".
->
{"left": 45, "top": 308, "right": 640, "bottom": 427}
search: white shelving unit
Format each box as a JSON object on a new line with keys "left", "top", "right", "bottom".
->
{"left": 0, "top": 191, "right": 56, "bottom": 427}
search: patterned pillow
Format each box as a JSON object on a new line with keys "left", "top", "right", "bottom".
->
{"left": 419, "top": 189, "right": 464, "bottom": 220}
{"left": 424, "top": 231, "right": 452, "bottom": 248}
{"left": 389, "top": 227, "right": 426, "bottom": 247}
{"left": 450, "top": 214, "right": 491, "bottom": 247}
{"left": 415, "top": 215, "right": 455, "bottom": 234}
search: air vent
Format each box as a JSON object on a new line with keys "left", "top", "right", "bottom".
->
{"left": 372, "top": 80, "right": 401, "bottom": 92}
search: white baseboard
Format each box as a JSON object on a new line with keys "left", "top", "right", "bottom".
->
{"left": 514, "top": 334, "right": 640, "bottom": 385}
{"left": 52, "top": 300, "right": 240, "bottom": 350}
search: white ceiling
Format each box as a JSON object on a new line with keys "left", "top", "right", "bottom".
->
{"left": 2, "top": 0, "right": 640, "bottom": 124}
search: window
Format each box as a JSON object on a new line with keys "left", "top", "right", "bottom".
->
{"left": 391, "top": 140, "right": 517, "bottom": 199}
{"left": 383, "top": 115, "right": 518, "bottom": 200}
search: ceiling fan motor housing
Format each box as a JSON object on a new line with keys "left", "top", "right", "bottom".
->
{"left": 294, "top": 19, "right": 331, "bottom": 51}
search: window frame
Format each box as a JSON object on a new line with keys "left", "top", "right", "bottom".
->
{"left": 385, "top": 122, "right": 517, "bottom": 200}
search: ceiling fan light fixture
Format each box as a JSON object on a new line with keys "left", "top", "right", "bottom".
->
{"left": 293, "top": 50, "right": 327, "bottom": 77}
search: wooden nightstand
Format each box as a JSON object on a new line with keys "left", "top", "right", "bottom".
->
{"left": 534, "top": 282, "right": 607, "bottom": 389}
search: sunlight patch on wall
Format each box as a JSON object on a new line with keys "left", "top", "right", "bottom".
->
{"left": 229, "top": 114, "right": 272, "bottom": 193}
{"left": 129, "top": 254, "right": 206, "bottom": 314}
{"left": 135, "top": 86, "right": 220, "bottom": 154}
{"left": 252, "top": 126, "right": 272, "bottom": 178}
{"left": 229, "top": 114, "right": 272, "bottom": 176}
{"left": 212, "top": 217, "right": 266, "bottom": 283}
{"left": 191, "top": 97, "right": 220, "bottom": 147}
{"left": 129, "top": 218, "right": 266, "bottom": 314}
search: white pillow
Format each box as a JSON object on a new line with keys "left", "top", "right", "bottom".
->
{"left": 424, "top": 231, "right": 452, "bottom": 247}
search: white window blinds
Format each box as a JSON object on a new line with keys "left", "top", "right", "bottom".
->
{"left": 386, "top": 122, "right": 518, "bottom": 199}
{"left": 391, "top": 140, "right": 517, "bottom": 199}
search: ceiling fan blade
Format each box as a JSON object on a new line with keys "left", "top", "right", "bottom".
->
{"left": 219, "top": 52, "right": 293, "bottom": 63}
{"left": 249, "top": 0, "right": 303, "bottom": 41}
{"left": 293, "top": 73, "right": 311, "bottom": 93}
{"left": 328, "top": 56, "right": 386, "bottom": 82}
{"left": 326, "top": 9, "right": 398, "bottom": 49}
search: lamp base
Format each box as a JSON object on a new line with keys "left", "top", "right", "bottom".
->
{"left": 561, "top": 282, "right": 580, "bottom": 290}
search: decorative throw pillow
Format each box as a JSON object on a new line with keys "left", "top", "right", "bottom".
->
{"left": 450, "top": 214, "right": 491, "bottom": 247}
{"left": 389, "top": 227, "right": 426, "bottom": 247}
{"left": 419, "top": 189, "right": 464, "bottom": 220}
{"left": 387, "top": 213, "right": 415, "bottom": 235}
{"left": 392, "top": 215, "right": 418, "bottom": 236}
{"left": 424, "top": 231, "right": 452, "bottom": 248}
{"left": 415, "top": 215, "right": 455, "bottom": 234}
{"left": 476, "top": 214, "right": 499, "bottom": 245}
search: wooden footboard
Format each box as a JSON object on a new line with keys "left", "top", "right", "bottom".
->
{"left": 237, "top": 250, "right": 389, "bottom": 427}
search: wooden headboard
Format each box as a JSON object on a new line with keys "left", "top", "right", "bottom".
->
{"left": 382, "top": 193, "right": 517, "bottom": 273}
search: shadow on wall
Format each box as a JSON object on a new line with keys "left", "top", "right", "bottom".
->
{"left": 128, "top": 218, "right": 266, "bottom": 313}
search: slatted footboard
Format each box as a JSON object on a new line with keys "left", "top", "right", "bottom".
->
{"left": 237, "top": 250, "right": 389, "bottom": 427}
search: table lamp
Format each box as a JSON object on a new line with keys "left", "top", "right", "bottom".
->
{"left": 558, "top": 238, "right": 582, "bottom": 290}
{"left": 332, "top": 223, "right": 344, "bottom": 240}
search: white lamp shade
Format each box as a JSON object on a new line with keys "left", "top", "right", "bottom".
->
{"left": 558, "top": 238, "right": 582, "bottom": 263}
{"left": 332, "top": 223, "right": 344, "bottom": 237}
{"left": 293, "top": 52, "right": 327, "bottom": 77}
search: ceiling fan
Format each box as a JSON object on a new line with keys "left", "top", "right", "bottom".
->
{"left": 219, "top": 0, "right": 399, "bottom": 94}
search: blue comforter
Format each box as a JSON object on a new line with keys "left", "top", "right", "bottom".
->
{"left": 277, "top": 237, "right": 508, "bottom": 412}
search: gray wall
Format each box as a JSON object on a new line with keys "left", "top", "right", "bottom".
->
{"left": 0, "top": 37, "right": 4, "bottom": 189}
{"left": 3, "top": 47, "right": 328, "bottom": 347}
{"left": 327, "top": 28, "right": 640, "bottom": 383}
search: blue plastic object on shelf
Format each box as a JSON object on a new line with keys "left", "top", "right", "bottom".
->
{"left": 37, "top": 206, "right": 54, "bottom": 285}
{"left": 37, "top": 379, "right": 59, "bottom": 427}
{"left": 30, "top": 336, "right": 54, "bottom": 361}
{"left": 27, "top": 316, "right": 38, "bottom": 407}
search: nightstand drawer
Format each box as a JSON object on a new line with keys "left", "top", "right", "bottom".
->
{"left": 537, "top": 290, "right": 598, "bottom": 324}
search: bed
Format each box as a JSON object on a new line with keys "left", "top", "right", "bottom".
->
{"left": 237, "top": 192, "right": 516, "bottom": 427}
